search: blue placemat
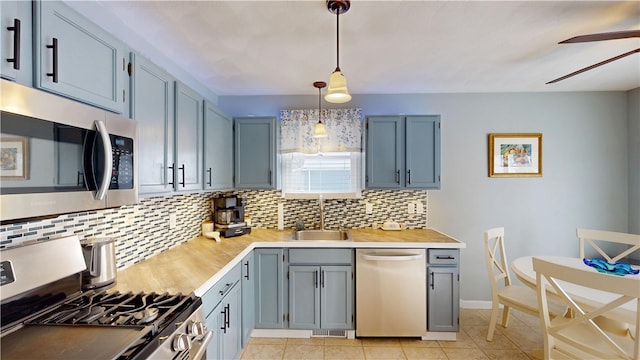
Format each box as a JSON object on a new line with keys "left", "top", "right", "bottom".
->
{"left": 583, "top": 258, "right": 640, "bottom": 276}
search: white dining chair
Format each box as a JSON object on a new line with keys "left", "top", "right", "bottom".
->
{"left": 484, "top": 227, "right": 566, "bottom": 341}
{"left": 577, "top": 228, "right": 640, "bottom": 263}
{"left": 533, "top": 256, "right": 639, "bottom": 360}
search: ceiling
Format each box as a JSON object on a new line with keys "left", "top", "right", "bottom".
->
{"left": 67, "top": 1, "right": 640, "bottom": 97}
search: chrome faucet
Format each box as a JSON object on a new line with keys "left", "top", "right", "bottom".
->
{"left": 319, "top": 194, "right": 324, "bottom": 230}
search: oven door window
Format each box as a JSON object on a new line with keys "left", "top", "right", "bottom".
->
{"left": 0, "top": 111, "right": 94, "bottom": 194}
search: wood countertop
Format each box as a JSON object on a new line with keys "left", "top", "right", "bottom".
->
{"left": 111, "top": 228, "right": 464, "bottom": 297}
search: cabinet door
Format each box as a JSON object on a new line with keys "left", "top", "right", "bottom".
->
{"left": 221, "top": 284, "right": 242, "bottom": 360}
{"left": 203, "top": 101, "right": 233, "bottom": 190}
{"left": 131, "top": 53, "right": 175, "bottom": 195}
{"left": 254, "top": 248, "right": 286, "bottom": 328}
{"left": 174, "top": 81, "right": 203, "bottom": 191}
{"left": 321, "top": 265, "right": 354, "bottom": 330}
{"left": 427, "top": 266, "right": 459, "bottom": 332}
{"left": 234, "top": 117, "right": 277, "bottom": 189}
{"left": 205, "top": 304, "right": 221, "bottom": 360}
{"left": 405, "top": 116, "right": 441, "bottom": 189}
{"left": 241, "top": 252, "right": 255, "bottom": 347}
{"left": 289, "top": 265, "right": 320, "bottom": 329}
{"left": 366, "top": 116, "right": 403, "bottom": 188}
{"left": 1, "top": 1, "right": 32, "bottom": 85}
{"left": 34, "top": 1, "right": 126, "bottom": 113}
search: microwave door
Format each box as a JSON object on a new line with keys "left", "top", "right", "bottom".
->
{"left": 0, "top": 112, "right": 106, "bottom": 221}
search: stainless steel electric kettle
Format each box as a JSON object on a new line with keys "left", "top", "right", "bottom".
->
{"left": 80, "top": 237, "right": 117, "bottom": 290}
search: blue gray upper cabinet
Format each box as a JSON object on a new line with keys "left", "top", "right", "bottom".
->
{"left": 203, "top": 101, "right": 233, "bottom": 190}
{"left": 405, "top": 116, "right": 441, "bottom": 188}
{"left": 174, "top": 82, "right": 203, "bottom": 191}
{"left": 1, "top": 1, "right": 33, "bottom": 85}
{"left": 34, "top": 1, "right": 126, "bottom": 113}
{"left": 366, "top": 116, "right": 404, "bottom": 188}
{"left": 366, "top": 115, "right": 441, "bottom": 189}
{"left": 130, "top": 53, "right": 175, "bottom": 195}
{"left": 234, "top": 117, "right": 278, "bottom": 189}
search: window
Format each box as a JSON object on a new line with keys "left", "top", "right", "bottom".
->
{"left": 280, "top": 108, "right": 363, "bottom": 199}
{"left": 281, "top": 152, "right": 362, "bottom": 198}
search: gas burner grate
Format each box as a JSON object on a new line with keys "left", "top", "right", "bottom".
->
{"left": 26, "top": 291, "right": 188, "bottom": 328}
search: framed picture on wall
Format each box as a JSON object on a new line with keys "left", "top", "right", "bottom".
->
{"left": 1, "top": 137, "right": 29, "bottom": 180}
{"left": 488, "top": 133, "right": 542, "bottom": 177}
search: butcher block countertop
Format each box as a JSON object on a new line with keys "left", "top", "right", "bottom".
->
{"left": 111, "top": 228, "right": 464, "bottom": 297}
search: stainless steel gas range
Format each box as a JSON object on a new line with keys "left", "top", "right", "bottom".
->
{"left": 1, "top": 236, "right": 212, "bottom": 359}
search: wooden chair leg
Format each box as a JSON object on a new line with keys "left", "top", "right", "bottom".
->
{"left": 501, "top": 306, "right": 511, "bottom": 327}
{"left": 487, "top": 303, "right": 500, "bottom": 341}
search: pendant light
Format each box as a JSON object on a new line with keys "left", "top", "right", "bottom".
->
{"left": 313, "top": 81, "right": 328, "bottom": 138}
{"left": 325, "top": 0, "right": 352, "bottom": 104}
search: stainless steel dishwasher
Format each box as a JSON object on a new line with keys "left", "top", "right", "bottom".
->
{"left": 355, "top": 248, "right": 426, "bottom": 337}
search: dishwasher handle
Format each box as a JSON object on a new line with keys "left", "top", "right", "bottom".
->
{"left": 360, "top": 253, "right": 423, "bottom": 261}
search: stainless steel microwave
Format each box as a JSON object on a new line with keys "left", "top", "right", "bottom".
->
{"left": 0, "top": 80, "right": 138, "bottom": 222}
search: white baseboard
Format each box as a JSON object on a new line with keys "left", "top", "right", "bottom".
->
{"left": 460, "top": 300, "right": 492, "bottom": 309}
{"left": 251, "top": 329, "right": 312, "bottom": 338}
{"left": 422, "top": 331, "right": 457, "bottom": 341}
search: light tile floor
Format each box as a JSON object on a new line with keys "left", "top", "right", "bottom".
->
{"left": 240, "top": 308, "right": 544, "bottom": 360}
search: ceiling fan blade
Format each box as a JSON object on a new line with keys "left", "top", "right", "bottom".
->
{"left": 546, "top": 48, "right": 640, "bottom": 84}
{"left": 560, "top": 30, "right": 640, "bottom": 43}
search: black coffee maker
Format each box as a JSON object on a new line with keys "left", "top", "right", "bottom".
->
{"left": 213, "top": 195, "right": 251, "bottom": 237}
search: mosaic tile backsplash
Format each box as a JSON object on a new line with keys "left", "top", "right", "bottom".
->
{"left": 0, "top": 190, "right": 427, "bottom": 269}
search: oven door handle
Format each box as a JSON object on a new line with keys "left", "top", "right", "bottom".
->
{"left": 94, "top": 120, "right": 112, "bottom": 200}
{"left": 192, "top": 330, "right": 214, "bottom": 359}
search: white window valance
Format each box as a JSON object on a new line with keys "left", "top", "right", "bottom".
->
{"left": 280, "top": 108, "right": 363, "bottom": 153}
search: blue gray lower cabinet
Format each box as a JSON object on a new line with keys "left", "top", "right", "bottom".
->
{"left": 426, "top": 249, "right": 460, "bottom": 332}
{"left": 288, "top": 248, "right": 354, "bottom": 330}
{"left": 253, "top": 248, "right": 287, "bottom": 328}
{"left": 203, "top": 263, "right": 242, "bottom": 360}
{"left": 241, "top": 252, "right": 255, "bottom": 347}
{"left": 288, "top": 265, "right": 354, "bottom": 330}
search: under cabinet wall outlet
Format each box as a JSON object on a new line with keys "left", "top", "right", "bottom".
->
{"left": 407, "top": 202, "right": 416, "bottom": 214}
{"left": 169, "top": 213, "right": 177, "bottom": 229}
{"left": 365, "top": 202, "right": 373, "bottom": 214}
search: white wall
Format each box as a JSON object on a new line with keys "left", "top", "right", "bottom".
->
{"left": 220, "top": 91, "right": 630, "bottom": 302}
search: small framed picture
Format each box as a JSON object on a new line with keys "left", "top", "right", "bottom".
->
{"left": 488, "top": 133, "right": 542, "bottom": 177}
{"left": 1, "top": 137, "right": 29, "bottom": 180}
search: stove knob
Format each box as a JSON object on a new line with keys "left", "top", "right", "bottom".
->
{"left": 172, "top": 333, "right": 192, "bottom": 352}
{"left": 188, "top": 321, "right": 206, "bottom": 336}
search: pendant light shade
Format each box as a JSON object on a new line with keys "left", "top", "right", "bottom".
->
{"left": 325, "top": 0, "right": 351, "bottom": 104}
{"left": 313, "top": 81, "right": 328, "bottom": 138}
{"left": 325, "top": 68, "right": 351, "bottom": 103}
{"left": 314, "top": 121, "right": 328, "bottom": 138}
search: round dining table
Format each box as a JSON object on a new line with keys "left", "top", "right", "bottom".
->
{"left": 511, "top": 255, "right": 639, "bottom": 323}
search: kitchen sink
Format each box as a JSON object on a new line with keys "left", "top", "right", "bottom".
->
{"left": 288, "top": 230, "right": 353, "bottom": 241}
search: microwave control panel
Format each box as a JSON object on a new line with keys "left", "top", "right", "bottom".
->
{"left": 110, "top": 135, "right": 134, "bottom": 189}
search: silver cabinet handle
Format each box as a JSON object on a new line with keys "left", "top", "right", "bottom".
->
{"left": 94, "top": 120, "right": 112, "bottom": 201}
{"left": 360, "top": 253, "right": 423, "bottom": 261}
